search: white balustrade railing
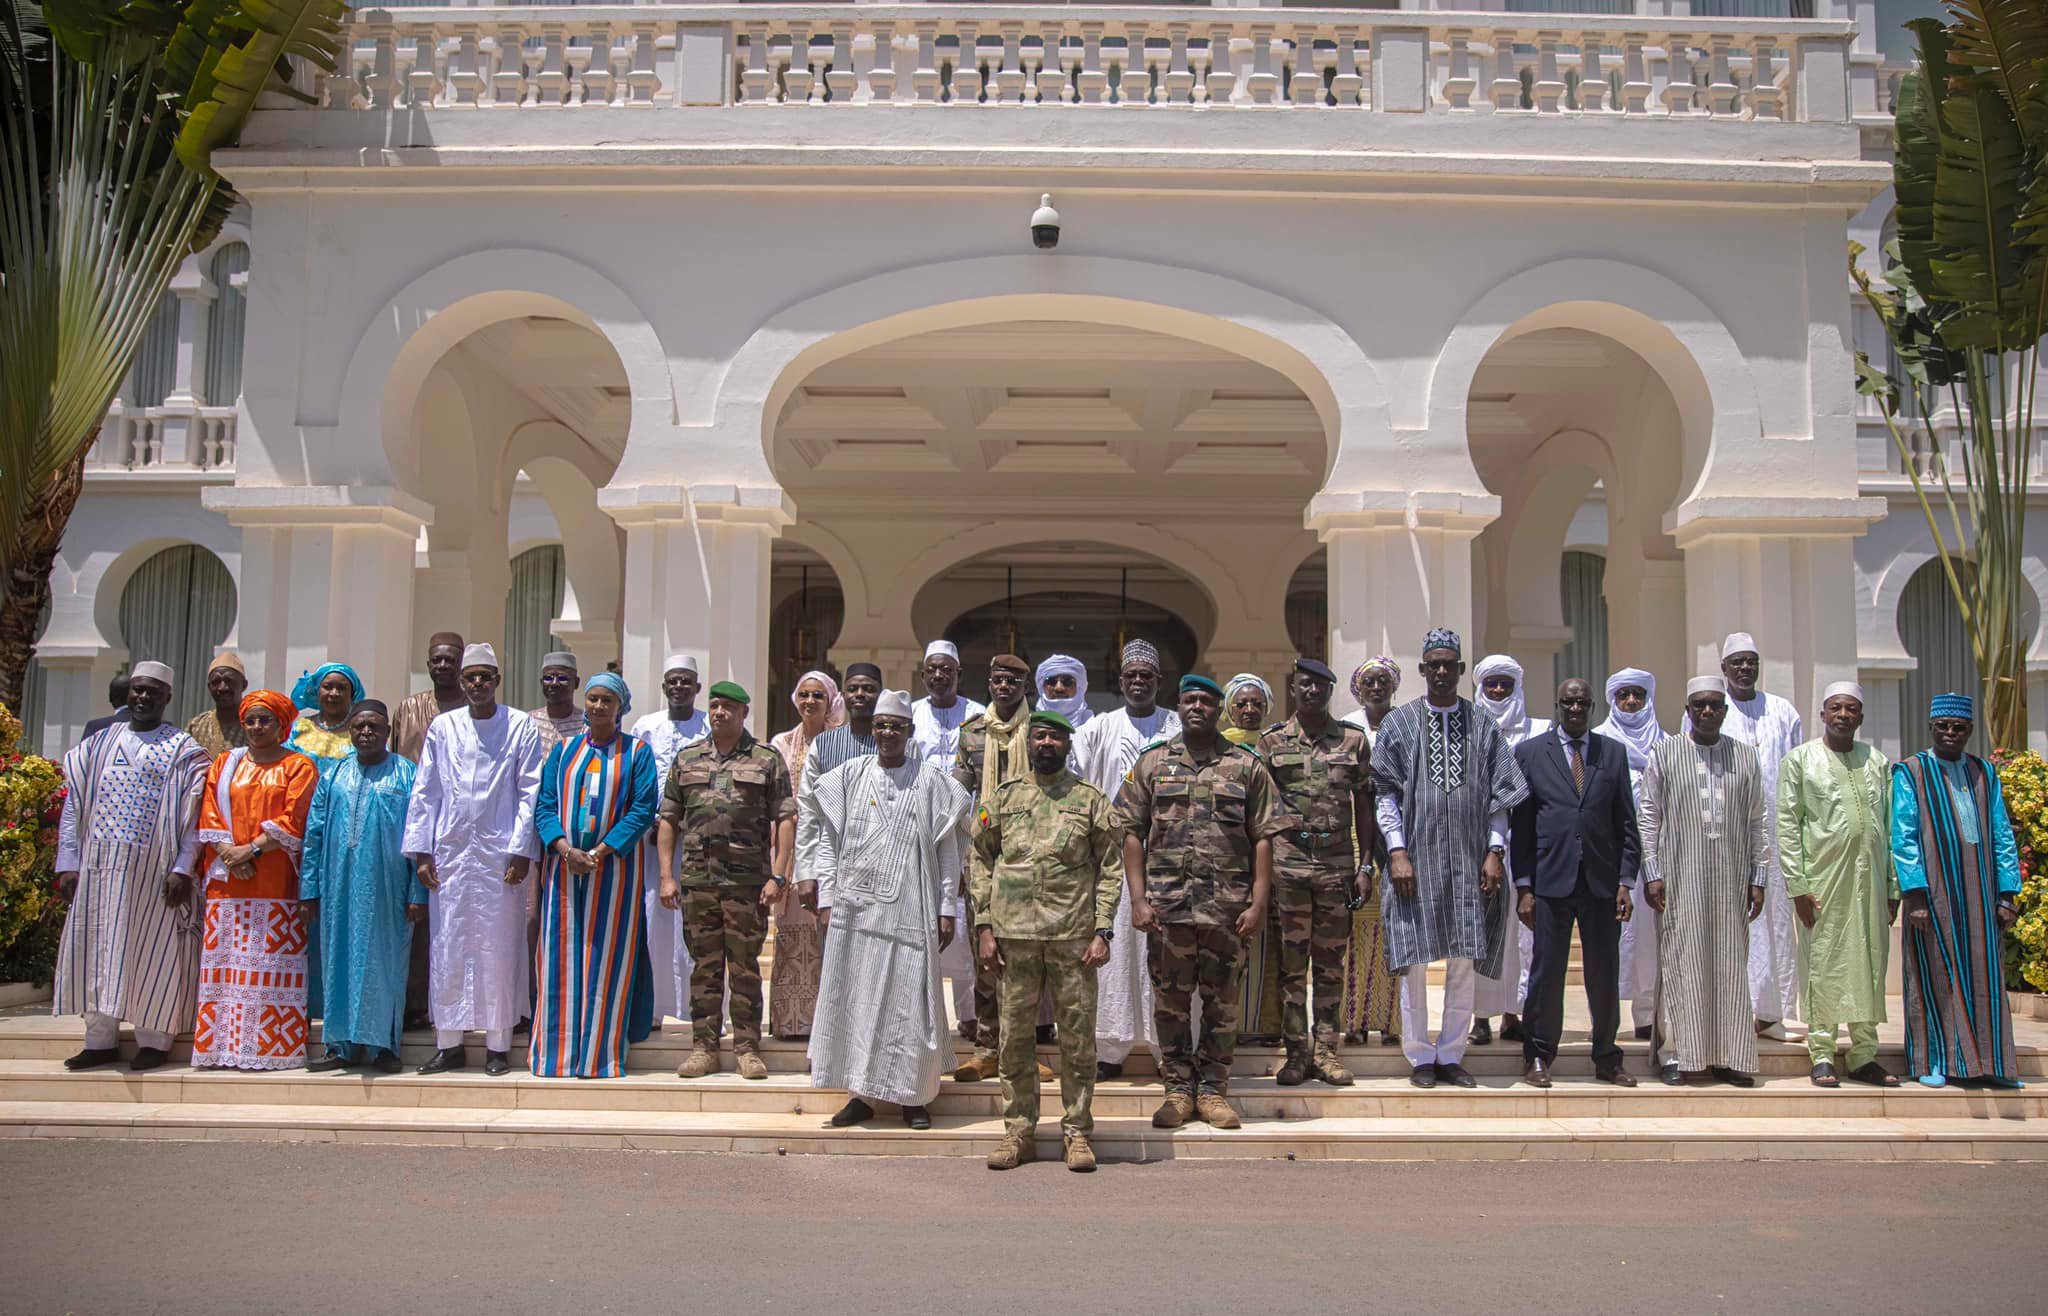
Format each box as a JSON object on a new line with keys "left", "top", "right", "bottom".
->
{"left": 298, "top": 6, "right": 1858, "bottom": 122}
{"left": 96, "top": 402, "right": 238, "bottom": 473}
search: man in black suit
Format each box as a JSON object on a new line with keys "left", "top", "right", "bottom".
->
{"left": 1510, "top": 678, "right": 1641, "bottom": 1088}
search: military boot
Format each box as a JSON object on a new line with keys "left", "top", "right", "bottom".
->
{"left": 1195, "top": 1092, "right": 1242, "bottom": 1129}
{"left": 1274, "top": 1045, "right": 1310, "bottom": 1087}
{"left": 952, "top": 1053, "right": 1001, "bottom": 1082}
{"left": 734, "top": 1048, "right": 769, "bottom": 1080}
{"left": 1311, "top": 1040, "right": 1355, "bottom": 1087}
{"left": 985, "top": 1131, "right": 1038, "bottom": 1170}
{"left": 1063, "top": 1132, "right": 1097, "bottom": 1173}
{"left": 676, "top": 1044, "right": 719, "bottom": 1079}
{"left": 1151, "top": 1090, "right": 1196, "bottom": 1128}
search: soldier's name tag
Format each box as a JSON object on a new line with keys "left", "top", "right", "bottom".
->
{"left": 716, "top": 771, "right": 733, "bottom": 791}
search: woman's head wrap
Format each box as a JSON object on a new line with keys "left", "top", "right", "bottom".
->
{"left": 291, "top": 662, "right": 365, "bottom": 711}
{"left": 239, "top": 689, "right": 299, "bottom": 730}
{"left": 585, "top": 671, "right": 631, "bottom": 715}
{"left": 1350, "top": 655, "right": 1400, "bottom": 704}
{"left": 790, "top": 670, "right": 847, "bottom": 728}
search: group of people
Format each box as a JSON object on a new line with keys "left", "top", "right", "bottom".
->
{"left": 50, "top": 622, "right": 2026, "bottom": 1173}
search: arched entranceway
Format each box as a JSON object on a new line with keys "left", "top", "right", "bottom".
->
{"left": 118, "top": 544, "right": 237, "bottom": 727}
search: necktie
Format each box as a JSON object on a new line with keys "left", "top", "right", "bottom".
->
{"left": 1570, "top": 737, "right": 1586, "bottom": 796}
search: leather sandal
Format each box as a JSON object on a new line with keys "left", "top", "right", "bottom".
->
{"left": 1809, "top": 1061, "right": 1840, "bottom": 1088}
{"left": 1845, "top": 1061, "right": 1900, "bottom": 1088}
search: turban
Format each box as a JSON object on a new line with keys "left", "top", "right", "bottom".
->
{"left": 239, "top": 689, "right": 298, "bottom": 729}
{"left": 427, "top": 631, "right": 466, "bottom": 651}
{"left": 1120, "top": 639, "right": 1161, "bottom": 673}
{"left": 707, "top": 680, "right": 749, "bottom": 705}
{"left": 461, "top": 643, "right": 499, "bottom": 672}
{"left": 1820, "top": 680, "right": 1865, "bottom": 709}
{"left": 207, "top": 653, "right": 245, "bottom": 677}
{"left": 1180, "top": 673, "right": 1223, "bottom": 698}
{"left": 1028, "top": 710, "right": 1075, "bottom": 737}
{"left": 1721, "top": 632, "right": 1759, "bottom": 660}
{"left": 541, "top": 651, "right": 579, "bottom": 674}
{"left": 873, "top": 690, "right": 914, "bottom": 721}
{"left": 585, "top": 671, "right": 631, "bottom": 714}
{"left": 1350, "top": 656, "right": 1401, "bottom": 703}
{"left": 663, "top": 653, "right": 699, "bottom": 676}
{"left": 990, "top": 653, "right": 1031, "bottom": 677}
{"left": 845, "top": 662, "right": 883, "bottom": 683}
{"left": 924, "top": 640, "right": 959, "bottom": 662}
{"left": 1225, "top": 672, "right": 1272, "bottom": 707}
{"left": 791, "top": 670, "right": 847, "bottom": 728}
{"left": 292, "top": 661, "right": 364, "bottom": 710}
{"left": 1035, "top": 654, "right": 1091, "bottom": 727}
{"left": 1473, "top": 654, "right": 1532, "bottom": 742}
{"left": 1422, "top": 627, "right": 1462, "bottom": 657}
{"left": 1686, "top": 675, "right": 1728, "bottom": 698}
{"left": 349, "top": 698, "right": 390, "bottom": 721}
{"left": 130, "top": 660, "right": 174, "bottom": 687}
{"left": 1930, "top": 692, "right": 1974, "bottom": 721}
{"left": 1594, "top": 668, "right": 1665, "bottom": 773}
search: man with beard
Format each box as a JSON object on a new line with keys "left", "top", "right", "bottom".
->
{"left": 390, "top": 630, "right": 468, "bottom": 1029}
{"left": 1071, "top": 640, "right": 1180, "bottom": 1079}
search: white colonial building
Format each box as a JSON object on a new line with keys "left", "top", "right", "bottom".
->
{"left": 24, "top": 0, "right": 2047, "bottom": 759}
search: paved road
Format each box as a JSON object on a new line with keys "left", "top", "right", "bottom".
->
{"left": 3, "top": 1142, "right": 2041, "bottom": 1314}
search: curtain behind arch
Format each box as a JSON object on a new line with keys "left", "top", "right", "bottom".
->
{"left": 117, "top": 546, "right": 238, "bottom": 727}
{"left": 205, "top": 243, "right": 251, "bottom": 406}
{"left": 130, "top": 292, "right": 180, "bottom": 408}
{"left": 504, "top": 546, "right": 568, "bottom": 710}
{"left": 1898, "top": 560, "right": 2039, "bottom": 757}
{"left": 1557, "top": 550, "right": 1610, "bottom": 716}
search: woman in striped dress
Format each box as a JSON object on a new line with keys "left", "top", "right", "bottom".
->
{"left": 531, "top": 673, "right": 661, "bottom": 1078}
{"left": 1339, "top": 658, "right": 1401, "bottom": 1046}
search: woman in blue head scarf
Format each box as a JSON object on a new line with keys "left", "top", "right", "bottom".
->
{"left": 289, "top": 662, "right": 366, "bottom": 775}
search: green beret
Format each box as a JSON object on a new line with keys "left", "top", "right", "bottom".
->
{"left": 1179, "top": 674, "right": 1223, "bottom": 698}
{"left": 707, "top": 680, "right": 750, "bottom": 705}
{"left": 1028, "top": 710, "right": 1075, "bottom": 736}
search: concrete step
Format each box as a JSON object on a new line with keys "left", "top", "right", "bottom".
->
{"left": 2, "top": 1099, "right": 2041, "bottom": 1161}
{"left": 8, "top": 1015, "right": 2036, "bottom": 1080}
{"left": 0, "top": 1060, "right": 2035, "bottom": 1122}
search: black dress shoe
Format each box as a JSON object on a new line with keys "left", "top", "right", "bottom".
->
{"left": 1634, "top": 1024, "right": 1654, "bottom": 1041}
{"left": 1469, "top": 1019, "right": 1493, "bottom": 1046}
{"left": 306, "top": 1050, "right": 351, "bottom": 1073}
{"left": 1595, "top": 1065, "right": 1638, "bottom": 1088}
{"left": 902, "top": 1104, "right": 932, "bottom": 1130}
{"left": 64, "top": 1047, "right": 121, "bottom": 1071}
{"left": 1499, "top": 1016, "right": 1524, "bottom": 1043}
{"left": 1522, "top": 1059, "right": 1552, "bottom": 1088}
{"left": 128, "top": 1047, "right": 172, "bottom": 1072}
{"left": 484, "top": 1050, "right": 512, "bottom": 1076}
{"left": 828, "top": 1097, "right": 875, "bottom": 1127}
{"left": 1711, "top": 1066, "right": 1757, "bottom": 1088}
{"left": 1095, "top": 1061, "right": 1123, "bottom": 1081}
{"left": 371, "top": 1051, "right": 403, "bottom": 1075}
{"left": 417, "top": 1047, "right": 467, "bottom": 1075}
{"left": 1381, "top": 1032, "right": 1401, "bottom": 1047}
{"left": 1036, "top": 1024, "right": 1056, "bottom": 1045}
{"left": 1409, "top": 1064, "right": 1438, "bottom": 1089}
{"left": 514, "top": 1018, "right": 531, "bottom": 1037}
{"left": 1435, "top": 1062, "right": 1478, "bottom": 1089}
{"left": 403, "top": 1010, "right": 431, "bottom": 1032}
{"left": 1659, "top": 1062, "right": 1683, "bottom": 1086}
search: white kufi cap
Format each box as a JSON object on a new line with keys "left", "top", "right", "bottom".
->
{"left": 662, "top": 653, "right": 699, "bottom": 676}
{"left": 923, "top": 640, "right": 959, "bottom": 662}
{"left": 461, "top": 642, "right": 499, "bottom": 671}
{"left": 130, "top": 660, "right": 174, "bottom": 686}
{"left": 873, "top": 689, "right": 914, "bottom": 720}
{"left": 1821, "top": 680, "right": 1865, "bottom": 706}
{"left": 1720, "top": 632, "right": 1759, "bottom": 660}
{"left": 1687, "top": 675, "right": 1727, "bottom": 697}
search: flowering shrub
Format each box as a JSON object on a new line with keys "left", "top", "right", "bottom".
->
{"left": 1994, "top": 749, "right": 2048, "bottom": 992}
{"left": 0, "top": 706, "right": 65, "bottom": 984}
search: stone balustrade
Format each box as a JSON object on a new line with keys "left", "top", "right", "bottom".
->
{"left": 96, "top": 402, "right": 238, "bottom": 473}
{"left": 305, "top": 6, "right": 1856, "bottom": 122}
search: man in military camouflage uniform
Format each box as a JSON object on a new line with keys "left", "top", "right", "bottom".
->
{"left": 657, "top": 680, "right": 796, "bottom": 1081}
{"left": 1119, "top": 673, "right": 1283, "bottom": 1130}
{"left": 953, "top": 653, "right": 1053, "bottom": 1084}
{"left": 1258, "top": 657, "right": 1377, "bottom": 1088}
{"left": 971, "top": 711, "right": 1123, "bottom": 1172}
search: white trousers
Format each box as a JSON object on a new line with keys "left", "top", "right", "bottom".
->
{"left": 1400, "top": 959, "right": 1475, "bottom": 1068}
{"left": 84, "top": 1012, "right": 171, "bottom": 1053}
{"left": 437, "top": 1027, "right": 510, "bottom": 1052}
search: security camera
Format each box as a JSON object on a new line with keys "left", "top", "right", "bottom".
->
{"left": 1030, "top": 194, "right": 1061, "bottom": 250}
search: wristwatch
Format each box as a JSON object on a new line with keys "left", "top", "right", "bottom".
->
{"left": 766, "top": 874, "right": 788, "bottom": 888}
{"left": 1095, "top": 928, "right": 1114, "bottom": 943}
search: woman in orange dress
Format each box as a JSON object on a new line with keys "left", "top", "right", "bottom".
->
{"left": 192, "top": 689, "right": 322, "bottom": 1071}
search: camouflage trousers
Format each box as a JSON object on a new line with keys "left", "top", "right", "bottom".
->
{"left": 998, "top": 937, "right": 1098, "bottom": 1138}
{"left": 1275, "top": 858, "right": 1352, "bottom": 1050}
{"left": 681, "top": 888, "right": 767, "bottom": 1050}
{"left": 969, "top": 886, "right": 1051, "bottom": 1060}
{"left": 1148, "top": 923, "right": 1245, "bottom": 1096}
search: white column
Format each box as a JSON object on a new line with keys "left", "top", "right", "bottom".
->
{"left": 158, "top": 263, "right": 218, "bottom": 467}
{"left": 1603, "top": 552, "right": 1688, "bottom": 722}
{"left": 31, "top": 647, "right": 128, "bottom": 758}
{"left": 1856, "top": 661, "right": 1912, "bottom": 762}
{"left": 1669, "top": 499, "right": 1884, "bottom": 721}
{"left": 202, "top": 485, "right": 430, "bottom": 702}
{"left": 601, "top": 486, "right": 788, "bottom": 722}
{"left": 1316, "top": 498, "right": 1496, "bottom": 695}
{"left": 1507, "top": 622, "right": 1574, "bottom": 718}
